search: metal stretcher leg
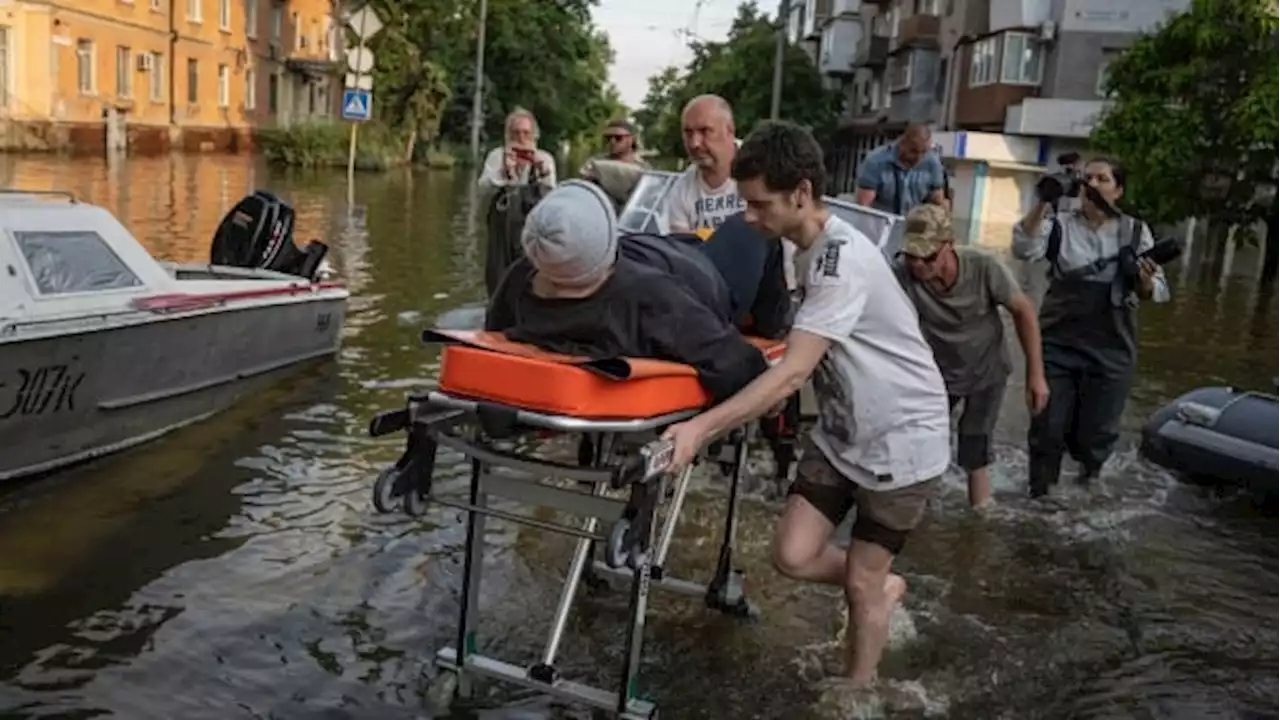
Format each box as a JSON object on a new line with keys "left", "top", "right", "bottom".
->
{"left": 452, "top": 456, "right": 487, "bottom": 700}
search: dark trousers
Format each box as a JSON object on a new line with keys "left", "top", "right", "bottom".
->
{"left": 1027, "top": 344, "right": 1133, "bottom": 495}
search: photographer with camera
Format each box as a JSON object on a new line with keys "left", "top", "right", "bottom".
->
{"left": 1012, "top": 156, "right": 1175, "bottom": 498}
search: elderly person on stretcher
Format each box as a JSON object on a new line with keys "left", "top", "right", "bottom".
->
{"left": 484, "top": 179, "right": 785, "bottom": 404}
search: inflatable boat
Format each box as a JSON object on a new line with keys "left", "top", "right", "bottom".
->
{"left": 1140, "top": 386, "right": 1278, "bottom": 493}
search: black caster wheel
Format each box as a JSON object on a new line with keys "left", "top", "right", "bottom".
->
{"left": 605, "top": 519, "right": 631, "bottom": 569}
{"left": 403, "top": 483, "right": 429, "bottom": 517}
{"left": 372, "top": 466, "right": 403, "bottom": 513}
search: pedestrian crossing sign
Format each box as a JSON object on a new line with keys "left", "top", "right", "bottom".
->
{"left": 342, "top": 88, "right": 372, "bottom": 122}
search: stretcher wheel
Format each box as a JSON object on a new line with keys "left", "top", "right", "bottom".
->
{"left": 372, "top": 466, "right": 403, "bottom": 513}
{"left": 604, "top": 519, "right": 631, "bottom": 569}
{"left": 403, "top": 482, "right": 430, "bottom": 516}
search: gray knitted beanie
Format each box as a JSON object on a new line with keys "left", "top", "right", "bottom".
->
{"left": 520, "top": 179, "right": 619, "bottom": 288}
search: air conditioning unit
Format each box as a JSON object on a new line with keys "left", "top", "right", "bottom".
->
{"left": 137, "top": 53, "right": 154, "bottom": 72}
{"left": 1037, "top": 21, "right": 1057, "bottom": 43}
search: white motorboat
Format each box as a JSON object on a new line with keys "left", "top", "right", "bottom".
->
{"left": 0, "top": 188, "right": 350, "bottom": 482}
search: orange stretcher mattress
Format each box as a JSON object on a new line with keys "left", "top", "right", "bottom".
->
{"left": 425, "top": 329, "right": 785, "bottom": 419}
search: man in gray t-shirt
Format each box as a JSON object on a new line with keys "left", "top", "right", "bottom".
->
{"left": 893, "top": 203, "right": 1049, "bottom": 509}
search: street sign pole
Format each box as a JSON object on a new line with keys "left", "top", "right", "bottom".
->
{"left": 347, "top": 10, "right": 368, "bottom": 202}
{"left": 468, "top": 0, "right": 488, "bottom": 165}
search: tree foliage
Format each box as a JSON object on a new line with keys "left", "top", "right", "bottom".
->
{"left": 360, "top": 0, "right": 624, "bottom": 157}
{"left": 634, "top": 3, "right": 843, "bottom": 158}
{"left": 1090, "top": 0, "right": 1279, "bottom": 230}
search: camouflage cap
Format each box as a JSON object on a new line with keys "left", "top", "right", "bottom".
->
{"left": 901, "top": 203, "right": 954, "bottom": 257}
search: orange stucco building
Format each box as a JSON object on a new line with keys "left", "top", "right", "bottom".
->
{"left": 0, "top": 0, "right": 342, "bottom": 155}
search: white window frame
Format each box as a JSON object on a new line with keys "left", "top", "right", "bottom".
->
{"left": 1095, "top": 52, "right": 1117, "bottom": 97}
{"left": 1000, "top": 31, "right": 1043, "bottom": 86}
{"left": 889, "top": 52, "right": 913, "bottom": 92}
{"left": 219, "top": 0, "right": 231, "bottom": 30}
{"left": 271, "top": 3, "right": 283, "bottom": 42}
{"left": 244, "top": 68, "right": 256, "bottom": 109}
{"left": 968, "top": 35, "right": 998, "bottom": 87}
{"left": 217, "top": 64, "right": 229, "bottom": 107}
{"left": 115, "top": 46, "right": 132, "bottom": 98}
{"left": 187, "top": 0, "right": 202, "bottom": 22}
{"left": 149, "top": 52, "right": 164, "bottom": 101}
{"left": 246, "top": 0, "right": 258, "bottom": 38}
{"left": 75, "top": 40, "right": 96, "bottom": 95}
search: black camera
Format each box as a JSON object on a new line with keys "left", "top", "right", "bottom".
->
{"left": 1119, "top": 238, "right": 1184, "bottom": 280}
{"left": 1036, "top": 170, "right": 1083, "bottom": 204}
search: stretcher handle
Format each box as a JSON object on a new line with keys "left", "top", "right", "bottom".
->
{"left": 613, "top": 438, "right": 676, "bottom": 489}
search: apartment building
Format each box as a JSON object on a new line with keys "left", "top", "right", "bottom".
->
{"left": 244, "top": 0, "right": 342, "bottom": 129}
{"left": 817, "top": 0, "right": 1190, "bottom": 237}
{"left": 0, "top": 0, "right": 341, "bottom": 155}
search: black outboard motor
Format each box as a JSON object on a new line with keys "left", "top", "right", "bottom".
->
{"left": 210, "top": 190, "right": 330, "bottom": 282}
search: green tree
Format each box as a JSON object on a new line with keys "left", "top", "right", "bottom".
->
{"left": 358, "top": 0, "right": 621, "bottom": 159}
{"left": 1090, "top": 0, "right": 1278, "bottom": 252}
{"left": 636, "top": 3, "right": 843, "bottom": 158}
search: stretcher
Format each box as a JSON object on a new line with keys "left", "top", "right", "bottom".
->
{"left": 367, "top": 329, "right": 786, "bottom": 719}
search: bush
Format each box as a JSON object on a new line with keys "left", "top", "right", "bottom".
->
{"left": 256, "top": 122, "right": 403, "bottom": 171}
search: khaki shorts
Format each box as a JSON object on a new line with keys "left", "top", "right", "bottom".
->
{"left": 788, "top": 435, "right": 939, "bottom": 555}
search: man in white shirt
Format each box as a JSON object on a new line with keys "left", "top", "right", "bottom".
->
{"left": 477, "top": 107, "right": 558, "bottom": 193}
{"left": 663, "top": 121, "right": 950, "bottom": 689}
{"left": 664, "top": 94, "right": 797, "bottom": 289}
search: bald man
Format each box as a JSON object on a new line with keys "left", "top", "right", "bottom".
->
{"left": 854, "top": 124, "right": 949, "bottom": 216}
{"left": 664, "top": 95, "right": 746, "bottom": 235}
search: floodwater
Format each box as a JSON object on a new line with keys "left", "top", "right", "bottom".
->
{"left": 0, "top": 154, "right": 1275, "bottom": 720}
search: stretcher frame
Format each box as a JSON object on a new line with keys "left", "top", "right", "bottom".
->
{"left": 368, "top": 388, "right": 760, "bottom": 719}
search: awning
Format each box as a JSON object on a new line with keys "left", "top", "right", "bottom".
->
{"left": 285, "top": 58, "right": 339, "bottom": 80}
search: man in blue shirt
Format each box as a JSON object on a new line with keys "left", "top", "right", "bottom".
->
{"left": 854, "top": 124, "right": 949, "bottom": 216}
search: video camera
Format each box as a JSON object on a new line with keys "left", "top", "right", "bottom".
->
{"left": 1035, "top": 169, "right": 1084, "bottom": 205}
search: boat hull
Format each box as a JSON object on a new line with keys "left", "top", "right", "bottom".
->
{"left": 0, "top": 297, "right": 346, "bottom": 482}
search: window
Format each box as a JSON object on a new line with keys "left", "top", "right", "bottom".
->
{"left": 914, "top": 0, "right": 939, "bottom": 15}
{"left": 149, "top": 52, "right": 164, "bottom": 101}
{"left": 15, "top": 231, "right": 143, "bottom": 296}
{"left": 291, "top": 12, "right": 300, "bottom": 49}
{"left": 271, "top": 3, "right": 283, "bottom": 42}
{"left": 186, "top": 58, "right": 198, "bottom": 104}
{"left": 150, "top": 0, "right": 161, "bottom": 9}
{"left": 115, "top": 46, "right": 132, "bottom": 98}
{"left": 267, "top": 71, "right": 278, "bottom": 112}
{"left": 246, "top": 0, "right": 258, "bottom": 38}
{"left": 187, "top": 0, "right": 202, "bottom": 21}
{"left": 889, "top": 52, "right": 913, "bottom": 92}
{"left": 869, "top": 76, "right": 883, "bottom": 110}
{"left": 1000, "top": 32, "right": 1042, "bottom": 85}
{"left": 219, "top": 0, "right": 230, "bottom": 30}
{"left": 935, "top": 57, "right": 948, "bottom": 103}
{"left": 0, "top": 27, "right": 8, "bottom": 110}
{"left": 244, "top": 68, "right": 256, "bottom": 109}
{"left": 217, "top": 64, "right": 229, "bottom": 107}
{"left": 75, "top": 40, "right": 95, "bottom": 94}
{"left": 1095, "top": 50, "right": 1118, "bottom": 97}
{"left": 969, "top": 36, "right": 998, "bottom": 87}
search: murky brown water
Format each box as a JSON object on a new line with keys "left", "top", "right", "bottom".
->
{"left": 0, "top": 155, "right": 1275, "bottom": 720}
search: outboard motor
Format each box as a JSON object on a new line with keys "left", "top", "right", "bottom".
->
{"left": 210, "top": 190, "right": 330, "bottom": 282}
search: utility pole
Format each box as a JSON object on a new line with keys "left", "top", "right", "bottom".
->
{"left": 769, "top": 0, "right": 791, "bottom": 120}
{"left": 468, "top": 0, "right": 489, "bottom": 164}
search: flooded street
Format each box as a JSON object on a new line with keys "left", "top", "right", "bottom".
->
{"left": 0, "top": 154, "right": 1275, "bottom": 719}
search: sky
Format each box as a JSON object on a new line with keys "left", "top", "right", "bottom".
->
{"left": 593, "top": 0, "right": 766, "bottom": 109}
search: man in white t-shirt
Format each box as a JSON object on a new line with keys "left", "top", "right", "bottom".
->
{"left": 664, "top": 94, "right": 797, "bottom": 289}
{"left": 663, "top": 121, "right": 950, "bottom": 689}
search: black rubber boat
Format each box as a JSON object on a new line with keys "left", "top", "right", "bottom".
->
{"left": 1140, "top": 386, "right": 1279, "bottom": 494}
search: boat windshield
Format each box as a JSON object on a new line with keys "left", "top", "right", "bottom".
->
{"left": 618, "top": 172, "right": 678, "bottom": 235}
{"left": 15, "top": 230, "right": 143, "bottom": 295}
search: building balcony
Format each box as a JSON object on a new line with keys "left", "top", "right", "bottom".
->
{"left": 819, "top": 16, "right": 864, "bottom": 77}
{"left": 894, "top": 12, "right": 941, "bottom": 49}
{"left": 1003, "top": 97, "right": 1108, "bottom": 138}
{"left": 854, "top": 34, "right": 889, "bottom": 67}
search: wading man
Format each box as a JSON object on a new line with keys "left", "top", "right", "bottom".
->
{"left": 894, "top": 203, "right": 1049, "bottom": 509}
{"left": 663, "top": 121, "right": 950, "bottom": 689}
{"left": 1012, "top": 157, "right": 1170, "bottom": 496}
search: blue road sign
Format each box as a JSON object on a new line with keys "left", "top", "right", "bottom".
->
{"left": 342, "top": 88, "right": 372, "bottom": 122}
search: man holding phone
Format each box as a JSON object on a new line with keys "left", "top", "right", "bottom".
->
{"left": 478, "top": 107, "right": 557, "bottom": 192}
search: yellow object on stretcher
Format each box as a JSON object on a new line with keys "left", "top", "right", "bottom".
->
{"left": 368, "top": 329, "right": 785, "bottom": 719}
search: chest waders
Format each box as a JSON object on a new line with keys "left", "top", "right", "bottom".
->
{"left": 484, "top": 171, "right": 550, "bottom": 299}
{"left": 1027, "top": 216, "right": 1145, "bottom": 497}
